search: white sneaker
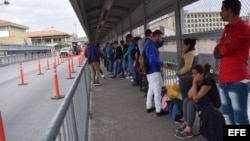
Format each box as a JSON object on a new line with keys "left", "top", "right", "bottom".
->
{"left": 126, "top": 76, "right": 130, "bottom": 79}
{"left": 101, "top": 74, "right": 105, "bottom": 78}
{"left": 130, "top": 79, "right": 134, "bottom": 82}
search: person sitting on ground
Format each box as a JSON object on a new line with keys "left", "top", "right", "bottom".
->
{"left": 175, "top": 64, "right": 219, "bottom": 139}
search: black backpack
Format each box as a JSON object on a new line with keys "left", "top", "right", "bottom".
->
{"left": 199, "top": 106, "right": 225, "bottom": 141}
{"left": 141, "top": 38, "right": 151, "bottom": 74}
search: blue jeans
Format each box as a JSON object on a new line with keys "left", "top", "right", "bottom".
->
{"left": 107, "top": 58, "right": 113, "bottom": 73}
{"left": 128, "top": 59, "right": 136, "bottom": 82}
{"left": 113, "top": 60, "right": 125, "bottom": 78}
{"left": 219, "top": 82, "right": 250, "bottom": 125}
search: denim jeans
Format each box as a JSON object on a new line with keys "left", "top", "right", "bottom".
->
{"left": 107, "top": 58, "right": 113, "bottom": 73}
{"left": 113, "top": 60, "right": 125, "bottom": 78}
{"left": 128, "top": 59, "right": 136, "bottom": 82}
{"left": 219, "top": 82, "right": 250, "bottom": 125}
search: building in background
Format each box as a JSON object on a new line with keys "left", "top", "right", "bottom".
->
{"left": 149, "top": 11, "right": 228, "bottom": 35}
{"left": 184, "top": 12, "right": 227, "bottom": 34}
{"left": 0, "top": 19, "right": 31, "bottom": 45}
{"left": 26, "top": 30, "right": 73, "bottom": 47}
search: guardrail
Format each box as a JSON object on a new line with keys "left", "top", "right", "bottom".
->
{"left": 0, "top": 44, "right": 53, "bottom": 51}
{"left": 160, "top": 51, "right": 221, "bottom": 85}
{"left": 42, "top": 59, "right": 91, "bottom": 141}
{"left": 0, "top": 53, "right": 52, "bottom": 66}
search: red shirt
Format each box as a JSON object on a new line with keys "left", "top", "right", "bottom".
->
{"left": 219, "top": 18, "right": 250, "bottom": 83}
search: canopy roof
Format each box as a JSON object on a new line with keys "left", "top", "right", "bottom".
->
{"left": 70, "top": 0, "right": 198, "bottom": 43}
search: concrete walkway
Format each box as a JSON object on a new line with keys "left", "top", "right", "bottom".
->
{"left": 89, "top": 70, "right": 206, "bottom": 141}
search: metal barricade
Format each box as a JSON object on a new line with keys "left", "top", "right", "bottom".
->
{"left": 0, "top": 53, "right": 52, "bottom": 66}
{"left": 162, "top": 63, "right": 179, "bottom": 86}
{"left": 42, "top": 59, "right": 91, "bottom": 141}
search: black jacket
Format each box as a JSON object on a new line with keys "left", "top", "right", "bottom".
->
{"left": 114, "top": 46, "right": 123, "bottom": 60}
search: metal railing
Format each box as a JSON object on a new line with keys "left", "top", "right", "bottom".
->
{"left": 160, "top": 51, "right": 220, "bottom": 86}
{"left": 0, "top": 53, "right": 52, "bottom": 66}
{"left": 0, "top": 44, "right": 53, "bottom": 51}
{"left": 42, "top": 59, "right": 91, "bottom": 141}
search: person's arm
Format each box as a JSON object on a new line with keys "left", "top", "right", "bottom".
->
{"left": 178, "top": 53, "right": 194, "bottom": 75}
{"left": 220, "top": 25, "right": 248, "bottom": 56}
{"left": 146, "top": 43, "right": 163, "bottom": 67}
{"left": 188, "top": 78, "right": 212, "bottom": 101}
{"left": 213, "top": 44, "right": 223, "bottom": 59}
{"left": 84, "top": 47, "right": 88, "bottom": 58}
{"left": 125, "top": 44, "right": 133, "bottom": 57}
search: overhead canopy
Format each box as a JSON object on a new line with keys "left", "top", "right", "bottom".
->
{"left": 69, "top": 0, "right": 198, "bottom": 43}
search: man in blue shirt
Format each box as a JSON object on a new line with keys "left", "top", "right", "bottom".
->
{"left": 145, "top": 30, "right": 168, "bottom": 116}
{"left": 85, "top": 39, "right": 102, "bottom": 86}
{"left": 105, "top": 43, "right": 114, "bottom": 73}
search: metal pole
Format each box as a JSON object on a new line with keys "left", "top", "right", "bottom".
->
{"left": 174, "top": 0, "right": 185, "bottom": 63}
{"left": 142, "top": 0, "right": 148, "bottom": 30}
{"left": 128, "top": 12, "right": 132, "bottom": 34}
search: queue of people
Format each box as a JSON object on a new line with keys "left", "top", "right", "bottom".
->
{"left": 84, "top": 0, "right": 249, "bottom": 139}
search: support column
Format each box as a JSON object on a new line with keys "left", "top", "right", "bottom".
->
{"left": 128, "top": 13, "right": 132, "bottom": 34}
{"left": 121, "top": 20, "right": 124, "bottom": 40}
{"left": 174, "top": 0, "right": 185, "bottom": 63}
{"left": 142, "top": 0, "right": 149, "bottom": 31}
{"left": 115, "top": 26, "right": 118, "bottom": 41}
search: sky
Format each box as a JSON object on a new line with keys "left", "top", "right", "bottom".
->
{"left": 0, "top": 0, "right": 86, "bottom": 37}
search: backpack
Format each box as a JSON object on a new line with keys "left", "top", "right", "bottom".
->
{"left": 141, "top": 38, "right": 151, "bottom": 74}
{"left": 199, "top": 106, "right": 225, "bottom": 141}
{"left": 167, "top": 99, "right": 183, "bottom": 121}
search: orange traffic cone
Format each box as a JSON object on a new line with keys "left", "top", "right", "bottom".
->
{"left": 0, "top": 112, "right": 6, "bottom": 141}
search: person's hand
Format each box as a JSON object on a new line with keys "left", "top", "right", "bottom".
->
{"left": 163, "top": 63, "right": 168, "bottom": 69}
{"left": 193, "top": 74, "right": 200, "bottom": 84}
{"left": 213, "top": 44, "right": 223, "bottom": 59}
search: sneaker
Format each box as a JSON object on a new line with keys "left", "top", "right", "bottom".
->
{"left": 125, "top": 76, "right": 130, "bottom": 79}
{"left": 175, "top": 130, "right": 194, "bottom": 139}
{"left": 176, "top": 123, "right": 186, "bottom": 133}
{"left": 175, "top": 119, "right": 184, "bottom": 125}
{"left": 94, "top": 82, "right": 102, "bottom": 86}
{"left": 101, "top": 75, "right": 106, "bottom": 79}
{"left": 129, "top": 76, "right": 133, "bottom": 79}
{"left": 132, "top": 82, "right": 138, "bottom": 86}
{"left": 156, "top": 110, "right": 168, "bottom": 116}
{"left": 146, "top": 107, "right": 155, "bottom": 113}
{"left": 130, "top": 79, "right": 134, "bottom": 82}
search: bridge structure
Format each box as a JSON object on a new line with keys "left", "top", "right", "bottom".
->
{"left": 0, "top": 0, "right": 250, "bottom": 141}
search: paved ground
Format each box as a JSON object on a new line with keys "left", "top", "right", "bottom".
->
{"left": 0, "top": 56, "right": 80, "bottom": 141}
{"left": 89, "top": 69, "right": 207, "bottom": 141}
